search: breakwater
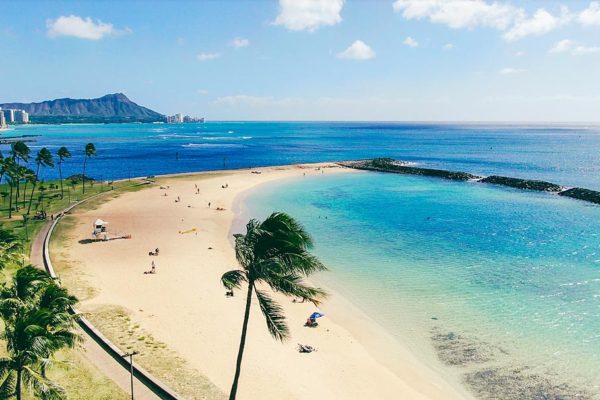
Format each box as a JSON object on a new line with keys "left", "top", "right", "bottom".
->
{"left": 341, "top": 158, "right": 600, "bottom": 205}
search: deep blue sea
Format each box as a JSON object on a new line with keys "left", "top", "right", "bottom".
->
{"left": 3, "top": 122, "right": 600, "bottom": 190}
{"left": 3, "top": 122, "right": 600, "bottom": 398}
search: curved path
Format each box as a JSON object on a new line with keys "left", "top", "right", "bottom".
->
{"left": 30, "top": 190, "right": 180, "bottom": 400}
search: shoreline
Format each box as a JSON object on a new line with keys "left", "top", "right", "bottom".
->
{"left": 51, "top": 162, "right": 472, "bottom": 400}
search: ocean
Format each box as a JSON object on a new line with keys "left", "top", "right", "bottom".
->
{"left": 3, "top": 122, "right": 600, "bottom": 190}
{"left": 3, "top": 122, "right": 600, "bottom": 398}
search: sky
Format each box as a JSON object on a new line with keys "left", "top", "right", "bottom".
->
{"left": 1, "top": 0, "right": 600, "bottom": 121}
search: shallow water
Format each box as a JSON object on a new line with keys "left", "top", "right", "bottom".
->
{"left": 244, "top": 172, "right": 600, "bottom": 399}
{"left": 4, "top": 122, "right": 600, "bottom": 190}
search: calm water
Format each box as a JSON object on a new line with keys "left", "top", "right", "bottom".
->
{"left": 244, "top": 173, "right": 600, "bottom": 398}
{"left": 3, "top": 122, "right": 600, "bottom": 190}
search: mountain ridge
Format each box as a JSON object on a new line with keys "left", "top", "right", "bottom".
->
{"left": 0, "top": 93, "right": 164, "bottom": 123}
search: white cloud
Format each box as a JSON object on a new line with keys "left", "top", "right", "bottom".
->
{"left": 579, "top": 1, "right": 600, "bottom": 26}
{"left": 197, "top": 89, "right": 209, "bottom": 95}
{"left": 503, "top": 7, "right": 570, "bottom": 42}
{"left": 392, "top": 1, "right": 580, "bottom": 42}
{"left": 46, "top": 15, "right": 128, "bottom": 40}
{"left": 336, "top": 40, "right": 375, "bottom": 60}
{"left": 229, "top": 37, "right": 250, "bottom": 48}
{"left": 549, "top": 39, "right": 575, "bottom": 54}
{"left": 403, "top": 36, "right": 419, "bottom": 47}
{"left": 549, "top": 39, "right": 600, "bottom": 55}
{"left": 498, "top": 67, "right": 525, "bottom": 75}
{"left": 444, "top": 43, "right": 455, "bottom": 50}
{"left": 572, "top": 45, "right": 600, "bottom": 55}
{"left": 197, "top": 52, "right": 221, "bottom": 61}
{"left": 392, "top": 0, "right": 521, "bottom": 30}
{"left": 514, "top": 50, "right": 526, "bottom": 56}
{"left": 274, "top": 0, "right": 344, "bottom": 32}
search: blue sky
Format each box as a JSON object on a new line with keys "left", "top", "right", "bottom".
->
{"left": 2, "top": 0, "right": 600, "bottom": 121}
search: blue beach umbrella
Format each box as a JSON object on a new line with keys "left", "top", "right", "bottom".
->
{"left": 310, "top": 312, "right": 324, "bottom": 319}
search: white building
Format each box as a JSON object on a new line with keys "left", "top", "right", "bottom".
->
{"left": 14, "top": 110, "right": 29, "bottom": 124}
{"left": 2, "top": 109, "right": 15, "bottom": 123}
{"left": 0, "top": 110, "right": 6, "bottom": 129}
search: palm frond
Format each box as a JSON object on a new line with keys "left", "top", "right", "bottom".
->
{"left": 221, "top": 270, "right": 247, "bottom": 290}
{"left": 0, "top": 369, "right": 15, "bottom": 399}
{"left": 254, "top": 288, "right": 289, "bottom": 341}
{"left": 22, "top": 365, "right": 66, "bottom": 400}
{"left": 263, "top": 273, "right": 328, "bottom": 305}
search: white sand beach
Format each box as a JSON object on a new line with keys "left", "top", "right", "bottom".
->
{"left": 53, "top": 163, "right": 471, "bottom": 400}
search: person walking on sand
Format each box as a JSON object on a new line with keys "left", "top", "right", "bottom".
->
{"left": 208, "top": 202, "right": 211, "bottom": 208}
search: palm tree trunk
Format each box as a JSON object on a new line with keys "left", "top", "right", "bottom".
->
{"left": 229, "top": 282, "right": 254, "bottom": 400}
{"left": 27, "top": 164, "right": 40, "bottom": 214}
{"left": 16, "top": 368, "right": 22, "bottom": 400}
{"left": 59, "top": 161, "right": 64, "bottom": 199}
{"left": 8, "top": 182, "right": 13, "bottom": 219}
{"left": 82, "top": 158, "right": 87, "bottom": 194}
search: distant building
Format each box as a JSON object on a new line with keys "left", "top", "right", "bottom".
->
{"left": 166, "top": 113, "right": 183, "bottom": 123}
{"left": 166, "top": 113, "right": 203, "bottom": 124}
{"left": 0, "top": 108, "right": 29, "bottom": 125}
{"left": 0, "top": 110, "right": 6, "bottom": 129}
{"left": 14, "top": 110, "right": 29, "bottom": 124}
{"left": 183, "top": 115, "right": 205, "bottom": 123}
{"left": 2, "top": 108, "right": 15, "bottom": 123}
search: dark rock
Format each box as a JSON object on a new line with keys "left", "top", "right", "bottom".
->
{"left": 480, "top": 175, "right": 563, "bottom": 192}
{"left": 558, "top": 187, "right": 600, "bottom": 204}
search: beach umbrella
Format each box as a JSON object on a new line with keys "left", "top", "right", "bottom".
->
{"left": 310, "top": 312, "right": 324, "bottom": 319}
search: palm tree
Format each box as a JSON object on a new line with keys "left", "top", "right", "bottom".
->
{"left": 9, "top": 142, "right": 30, "bottom": 210}
{"left": 4, "top": 159, "right": 18, "bottom": 219}
{"left": 82, "top": 143, "right": 96, "bottom": 194}
{"left": 0, "top": 266, "right": 80, "bottom": 399}
{"left": 27, "top": 148, "right": 54, "bottom": 214}
{"left": 221, "top": 212, "right": 327, "bottom": 400}
{"left": 56, "top": 147, "right": 71, "bottom": 200}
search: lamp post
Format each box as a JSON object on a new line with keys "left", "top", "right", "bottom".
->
{"left": 122, "top": 351, "right": 139, "bottom": 400}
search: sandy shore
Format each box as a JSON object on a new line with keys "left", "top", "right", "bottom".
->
{"left": 53, "top": 162, "right": 471, "bottom": 400}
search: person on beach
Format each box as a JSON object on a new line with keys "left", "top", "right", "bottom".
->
{"left": 208, "top": 202, "right": 211, "bottom": 208}
{"left": 144, "top": 261, "right": 156, "bottom": 274}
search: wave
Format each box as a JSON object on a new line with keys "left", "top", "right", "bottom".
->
{"left": 181, "top": 143, "right": 245, "bottom": 148}
{"left": 200, "top": 136, "right": 252, "bottom": 141}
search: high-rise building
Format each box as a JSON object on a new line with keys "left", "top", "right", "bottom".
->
{"left": 0, "top": 110, "right": 6, "bottom": 129}
{"left": 2, "top": 109, "right": 15, "bottom": 123}
{"left": 14, "top": 110, "right": 29, "bottom": 124}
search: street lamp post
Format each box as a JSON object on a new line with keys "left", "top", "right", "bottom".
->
{"left": 122, "top": 351, "right": 139, "bottom": 400}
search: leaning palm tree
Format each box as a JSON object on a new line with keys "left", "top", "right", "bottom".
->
{"left": 27, "top": 148, "right": 54, "bottom": 214}
{"left": 81, "top": 143, "right": 96, "bottom": 194}
{"left": 56, "top": 147, "right": 71, "bottom": 199}
{"left": 0, "top": 266, "right": 80, "bottom": 400}
{"left": 221, "top": 212, "right": 327, "bottom": 400}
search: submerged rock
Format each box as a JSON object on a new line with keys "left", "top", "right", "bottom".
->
{"left": 464, "top": 367, "right": 594, "bottom": 400}
{"left": 430, "top": 328, "right": 505, "bottom": 366}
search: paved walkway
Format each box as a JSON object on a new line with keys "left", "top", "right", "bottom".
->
{"left": 31, "top": 217, "right": 161, "bottom": 400}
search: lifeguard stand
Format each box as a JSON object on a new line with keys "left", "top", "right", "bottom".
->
{"left": 93, "top": 219, "right": 109, "bottom": 241}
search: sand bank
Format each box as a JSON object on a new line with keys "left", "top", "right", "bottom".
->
{"left": 52, "top": 163, "right": 471, "bottom": 400}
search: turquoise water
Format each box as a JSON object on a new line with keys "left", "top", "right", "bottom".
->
{"left": 244, "top": 172, "right": 600, "bottom": 399}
